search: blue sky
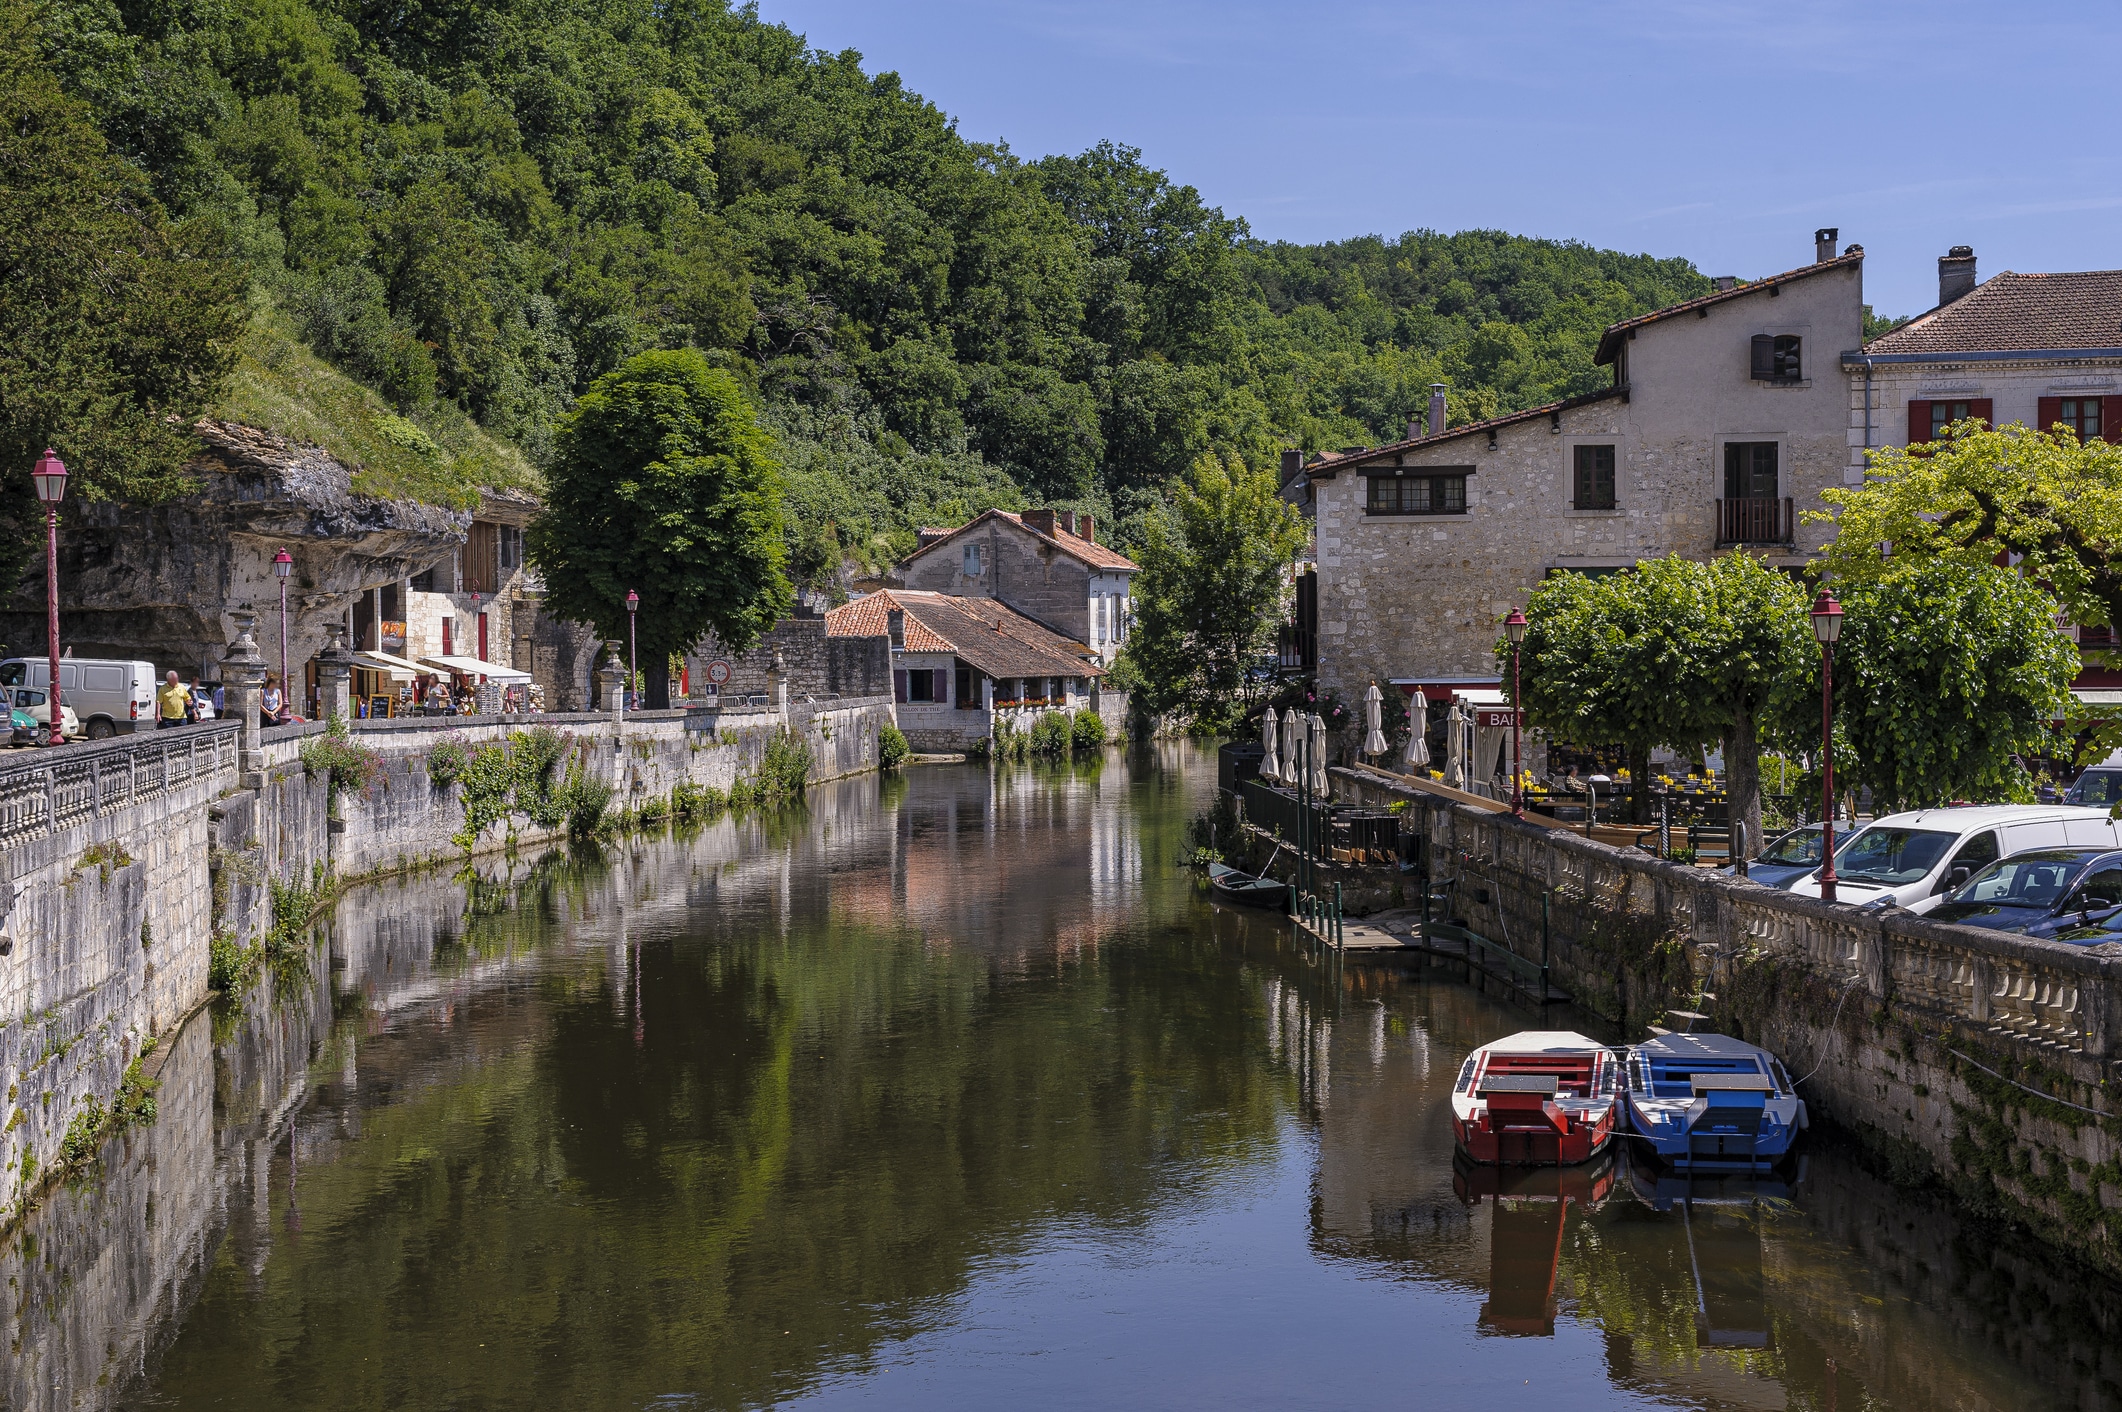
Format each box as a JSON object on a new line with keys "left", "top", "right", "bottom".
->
{"left": 756, "top": 0, "right": 2122, "bottom": 320}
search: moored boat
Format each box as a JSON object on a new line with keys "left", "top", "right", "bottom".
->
{"left": 1449, "top": 1031, "right": 1620, "bottom": 1166}
{"left": 1622, "top": 1032, "right": 1805, "bottom": 1171}
{"left": 1208, "top": 861, "right": 1290, "bottom": 910}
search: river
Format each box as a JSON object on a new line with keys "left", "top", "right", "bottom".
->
{"left": 6, "top": 743, "right": 2121, "bottom": 1410}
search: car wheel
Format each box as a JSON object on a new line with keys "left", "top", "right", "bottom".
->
{"left": 86, "top": 719, "right": 115, "bottom": 740}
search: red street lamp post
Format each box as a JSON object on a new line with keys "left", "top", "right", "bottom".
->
{"left": 625, "top": 589, "right": 639, "bottom": 710}
{"left": 32, "top": 449, "right": 67, "bottom": 745}
{"left": 273, "top": 548, "right": 293, "bottom": 716}
{"left": 1504, "top": 607, "right": 1528, "bottom": 818}
{"left": 1811, "top": 589, "right": 1845, "bottom": 903}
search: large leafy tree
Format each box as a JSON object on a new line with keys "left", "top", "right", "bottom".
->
{"left": 1126, "top": 454, "right": 1309, "bottom": 729}
{"left": 0, "top": 1, "right": 242, "bottom": 580}
{"left": 528, "top": 349, "right": 791, "bottom": 709}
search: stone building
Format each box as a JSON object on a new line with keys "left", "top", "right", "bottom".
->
{"left": 1302, "top": 230, "right": 1865, "bottom": 740}
{"left": 895, "top": 508, "right": 1137, "bottom": 664}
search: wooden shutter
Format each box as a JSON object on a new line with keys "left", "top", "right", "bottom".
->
{"left": 893, "top": 670, "right": 907, "bottom": 703}
{"left": 2038, "top": 396, "right": 2063, "bottom": 433}
{"left": 1907, "top": 400, "right": 1932, "bottom": 444}
{"left": 1968, "top": 398, "right": 1993, "bottom": 430}
{"left": 1750, "top": 335, "right": 1776, "bottom": 380}
{"left": 2104, "top": 398, "right": 2122, "bottom": 444}
{"left": 931, "top": 669, "right": 948, "bottom": 701}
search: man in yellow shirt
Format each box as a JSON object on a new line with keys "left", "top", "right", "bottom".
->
{"left": 156, "top": 671, "right": 192, "bottom": 728}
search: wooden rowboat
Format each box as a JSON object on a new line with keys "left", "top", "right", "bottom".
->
{"left": 1208, "top": 862, "right": 1289, "bottom": 910}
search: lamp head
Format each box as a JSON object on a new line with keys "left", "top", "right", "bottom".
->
{"left": 1810, "top": 589, "right": 1844, "bottom": 644}
{"left": 31, "top": 448, "right": 67, "bottom": 505}
{"left": 625, "top": 589, "right": 640, "bottom": 613}
{"left": 272, "top": 547, "right": 293, "bottom": 580}
{"left": 1504, "top": 607, "right": 1528, "bottom": 645}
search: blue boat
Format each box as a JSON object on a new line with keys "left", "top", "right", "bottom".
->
{"left": 1622, "top": 1033, "right": 1805, "bottom": 1171}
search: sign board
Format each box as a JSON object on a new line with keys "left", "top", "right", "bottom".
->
{"left": 704, "top": 660, "right": 732, "bottom": 686}
{"left": 1477, "top": 709, "right": 1520, "bottom": 728}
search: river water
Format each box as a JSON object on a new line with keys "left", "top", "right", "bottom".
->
{"left": 8, "top": 744, "right": 2122, "bottom": 1410}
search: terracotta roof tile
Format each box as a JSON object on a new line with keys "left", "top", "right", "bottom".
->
{"left": 1301, "top": 387, "right": 1626, "bottom": 477}
{"left": 824, "top": 590, "right": 954, "bottom": 651}
{"left": 903, "top": 508, "right": 1138, "bottom": 573}
{"left": 1861, "top": 270, "right": 2122, "bottom": 355}
{"left": 826, "top": 589, "right": 1105, "bottom": 681}
{"left": 1592, "top": 249, "right": 1865, "bottom": 365}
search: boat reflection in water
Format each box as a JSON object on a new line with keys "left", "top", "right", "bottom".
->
{"left": 1624, "top": 1156, "right": 1801, "bottom": 1351}
{"left": 1454, "top": 1149, "right": 1619, "bottom": 1336}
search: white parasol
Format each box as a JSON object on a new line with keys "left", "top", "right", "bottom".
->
{"left": 1443, "top": 701, "right": 1466, "bottom": 790}
{"left": 1363, "top": 681, "right": 1387, "bottom": 757}
{"left": 1405, "top": 690, "right": 1431, "bottom": 771}
{"left": 1259, "top": 705, "right": 1281, "bottom": 784}
{"left": 1309, "top": 712, "right": 1330, "bottom": 795}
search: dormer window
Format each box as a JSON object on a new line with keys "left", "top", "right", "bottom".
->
{"left": 962, "top": 544, "right": 982, "bottom": 576}
{"left": 1750, "top": 335, "right": 1802, "bottom": 383}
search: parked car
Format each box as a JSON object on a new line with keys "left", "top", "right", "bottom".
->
{"left": 7, "top": 705, "right": 39, "bottom": 747}
{"left": 1725, "top": 822, "right": 1827, "bottom": 889}
{"left": 8, "top": 686, "right": 84, "bottom": 742}
{"left": 2065, "top": 767, "right": 2122, "bottom": 808}
{"left": 1928, "top": 847, "right": 2122, "bottom": 940}
{"left": 0, "top": 657, "right": 156, "bottom": 738}
{"left": 1784, "top": 806, "right": 2122, "bottom": 915}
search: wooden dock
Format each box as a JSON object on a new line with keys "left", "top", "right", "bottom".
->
{"left": 1289, "top": 906, "right": 1571, "bottom": 1005}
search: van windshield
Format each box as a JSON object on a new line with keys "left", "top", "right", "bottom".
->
{"left": 0, "top": 663, "right": 23, "bottom": 687}
{"left": 1834, "top": 827, "right": 1956, "bottom": 885}
{"left": 2068, "top": 770, "right": 2122, "bottom": 807}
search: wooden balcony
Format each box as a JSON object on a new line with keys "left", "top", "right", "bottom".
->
{"left": 1716, "top": 496, "right": 1793, "bottom": 547}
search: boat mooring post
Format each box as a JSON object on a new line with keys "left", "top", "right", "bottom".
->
{"left": 1540, "top": 892, "right": 1552, "bottom": 1002}
{"left": 1333, "top": 882, "right": 1343, "bottom": 949}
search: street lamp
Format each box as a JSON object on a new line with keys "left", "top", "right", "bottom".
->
{"left": 1811, "top": 588, "right": 1845, "bottom": 903}
{"left": 273, "top": 548, "right": 292, "bottom": 718}
{"left": 32, "top": 449, "right": 67, "bottom": 745}
{"left": 1504, "top": 607, "right": 1528, "bottom": 818}
{"left": 625, "top": 589, "right": 639, "bottom": 710}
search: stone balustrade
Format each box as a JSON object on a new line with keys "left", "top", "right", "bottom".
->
{"left": 0, "top": 722, "right": 241, "bottom": 851}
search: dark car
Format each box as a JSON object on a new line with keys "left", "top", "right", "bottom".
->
{"left": 1723, "top": 822, "right": 1827, "bottom": 889}
{"left": 2065, "top": 768, "right": 2122, "bottom": 808}
{"left": 1926, "top": 848, "right": 2122, "bottom": 941}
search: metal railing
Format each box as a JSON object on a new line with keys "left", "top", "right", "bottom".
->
{"left": 0, "top": 721, "right": 242, "bottom": 850}
{"left": 1716, "top": 496, "right": 1794, "bottom": 546}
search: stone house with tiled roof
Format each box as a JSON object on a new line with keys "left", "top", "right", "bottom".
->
{"left": 896, "top": 507, "right": 1138, "bottom": 664}
{"left": 826, "top": 588, "right": 1108, "bottom": 750}
{"left": 1302, "top": 230, "right": 1863, "bottom": 778}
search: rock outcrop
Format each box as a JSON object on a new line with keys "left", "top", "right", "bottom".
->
{"left": 1, "top": 421, "right": 471, "bottom": 679}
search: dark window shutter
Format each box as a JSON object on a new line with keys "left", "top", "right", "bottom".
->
{"left": 933, "top": 669, "right": 949, "bottom": 700}
{"left": 893, "top": 670, "right": 907, "bottom": 703}
{"left": 1967, "top": 399, "right": 1993, "bottom": 431}
{"left": 1907, "top": 400, "right": 1932, "bottom": 444}
{"left": 2038, "top": 397, "right": 2063, "bottom": 434}
{"left": 1751, "top": 335, "right": 1776, "bottom": 380}
{"left": 2103, "top": 398, "right": 2122, "bottom": 444}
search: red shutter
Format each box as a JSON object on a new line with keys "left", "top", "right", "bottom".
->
{"left": 1907, "top": 400, "right": 1932, "bottom": 444}
{"left": 933, "top": 669, "right": 949, "bottom": 701}
{"left": 893, "top": 670, "right": 907, "bottom": 703}
{"left": 2038, "top": 396, "right": 2063, "bottom": 434}
{"left": 441, "top": 617, "right": 452, "bottom": 656}
{"left": 1968, "top": 398, "right": 1993, "bottom": 430}
{"left": 2104, "top": 397, "right": 2122, "bottom": 444}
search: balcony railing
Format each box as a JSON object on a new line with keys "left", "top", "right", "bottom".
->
{"left": 1717, "top": 496, "right": 1794, "bottom": 546}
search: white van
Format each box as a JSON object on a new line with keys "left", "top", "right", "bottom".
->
{"left": 0, "top": 658, "right": 157, "bottom": 738}
{"left": 1785, "top": 805, "right": 2122, "bottom": 914}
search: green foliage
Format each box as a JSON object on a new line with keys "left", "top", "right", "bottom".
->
{"left": 555, "top": 757, "right": 612, "bottom": 839}
{"left": 668, "top": 780, "right": 726, "bottom": 819}
{"left": 529, "top": 349, "right": 791, "bottom": 706}
{"left": 300, "top": 714, "right": 383, "bottom": 794}
{"left": 1801, "top": 563, "right": 2078, "bottom": 812}
{"left": 115, "top": 1040, "right": 159, "bottom": 1128}
{"left": 426, "top": 739, "right": 468, "bottom": 786}
{"left": 878, "top": 723, "right": 910, "bottom": 770}
{"left": 731, "top": 731, "right": 812, "bottom": 809}
{"left": 1128, "top": 454, "right": 1309, "bottom": 728}
{"left": 449, "top": 727, "right": 576, "bottom": 850}
{"left": 58, "top": 1096, "right": 107, "bottom": 1168}
{"left": 1029, "top": 711, "right": 1074, "bottom": 758}
{"left": 207, "top": 927, "right": 251, "bottom": 994}
{"left": 0, "top": 0, "right": 245, "bottom": 583}
{"left": 74, "top": 839, "right": 133, "bottom": 880}
{"left": 1071, "top": 710, "right": 1109, "bottom": 751}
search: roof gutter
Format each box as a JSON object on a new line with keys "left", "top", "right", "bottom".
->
{"left": 1840, "top": 347, "right": 2122, "bottom": 366}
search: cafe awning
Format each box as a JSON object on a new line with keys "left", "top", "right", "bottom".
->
{"left": 419, "top": 655, "right": 532, "bottom": 683}
{"left": 352, "top": 650, "right": 424, "bottom": 680}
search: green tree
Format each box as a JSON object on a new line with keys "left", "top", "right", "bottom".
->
{"left": 1126, "top": 454, "right": 1308, "bottom": 729}
{"left": 528, "top": 349, "right": 791, "bottom": 709}
{"left": 0, "top": 0, "right": 242, "bottom": 578}
{"left": 1796, "top": 563, "right": 2077, "bottom": 813}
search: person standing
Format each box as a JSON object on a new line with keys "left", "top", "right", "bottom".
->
{"left": 261, "top": 672, "right": 284, "bottom": 727}
{"left": 156, "top": 671, "right": 192, "bottom": 729}
{"left": 192, "top": 678, "right": 215, "bottom": 720}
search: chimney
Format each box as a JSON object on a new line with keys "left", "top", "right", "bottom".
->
{"left": 1939, "top": 246, "right": 1977, "bottom": 305}
{"left": 1023, "top": 508, "right": 1057, "bottom": 537}
{"left": 886, "top": 607, "right": 905, "bottom": 650}
{"left": 1056, "top": 508, "right": 1076, "bottom": 536}
{"left": 1406, "top": 418, "right": 1422, "bottom": 442}
{"left": 1279, "top": 448, "right": 1303, "bottom": 481}
{"left": 1814, "top": 227, "right": 1839, "bottom": 263}
{"left": 1428, "top": 383, "right": 1449, "bottom": 438}
{"left": 1077, "top": 513, "right": 1095, "bottom": 544}
{"left": 1711, "top": 276, "right": 1738, "bottom": 292}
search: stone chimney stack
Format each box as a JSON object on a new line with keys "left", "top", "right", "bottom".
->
{"left": 1023, "top": 508, "right": 1057, "bottom": 537}
{"left": 886, "top": 607, "right": 905, "bottom": 650}
{"left": 1077, "top": 514, "right": 1095, "bottom": 544}
{"left": 1814, "top": 227, "right": 1839, "bottom": 263}
{"left": 1427, "top": 383, "right": 1449, "bottom": 438}
{"left": 1279, "top": 448, "right": 1302, "bottom": 481}
{"left": 1939, "top": 246, "right": 1977, "bottom": 305}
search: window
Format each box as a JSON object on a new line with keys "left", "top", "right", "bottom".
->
{"left": 956, "top": 667, "right": 976, "bottom": 708}
{"left": 1366, "top": 471, "right": 1470, "bottom": 515}
{"left": 908, "top": 669, "right": 940, "bottom": 703}
{"left": 410, "top": 566, "right": 439, "bottom": 593}
{"left": 962, "top": 544, "right": 983, "bottom": 576}
{"left": 1573, "top": 445, "right": 1616, "bottom": 510}
{"left": 1940, "top": 831, "right": 2000, "bottom": 892}
{"left": 2062, "top": 397, "right": 2104, "bottom": 442}
{"left": 1750, "top": 334, "right": 1802, "bottom": 382}
{"left": 1723, "top": 442, "right": 1779, "bottom": 499}
{"left": 2074, "top": 866, "right": 2122, "bottom": 909}
{"left": 1932, "top": 400, "right": 1974, "bottom": 439}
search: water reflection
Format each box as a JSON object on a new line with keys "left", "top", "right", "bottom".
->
{"left": 5, "top": 746, "right": 2122, "bottom": 1410}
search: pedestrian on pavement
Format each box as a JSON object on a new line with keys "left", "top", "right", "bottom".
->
{"left": 156, "top": 671, "right": 192, "bottom": 729}
{"left": 192, "top": 678, "right": 215, "bottom": 720}
{"left": 211, "top": 680, "right": 225, "bottom": 717}
{"left": 261, "top": 673, "right": 284, "bottom": 727}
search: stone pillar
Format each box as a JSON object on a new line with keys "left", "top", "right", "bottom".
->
{"left": 769, "top": 648, "right": 788, "bottom": 718}
{"left": 316, "top": 621, "right": 355, "bottom": 725}
{"left": 599, "top": 641, "right": 626, "bottom": 740}
{"left": 221, "top": 605, "right": 267, "bottom": 785}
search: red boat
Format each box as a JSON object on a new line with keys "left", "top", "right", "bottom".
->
{"left": 1450, "top": 1030, "right": 1620, "bottom": 1166}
